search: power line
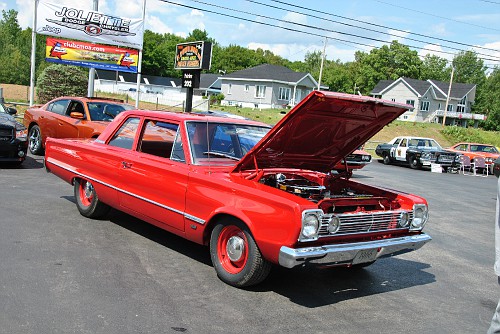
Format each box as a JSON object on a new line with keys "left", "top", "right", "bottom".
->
{"left": 268, "top": 0, "right": 500, "bottom": 53}
{"left": 372, "top": 0, "right": 500, "bottom": 32}
{"left": 160, "top": 0, "right": 500, "bottom": 69}
{"left": 244, "top": 0, "right": 500, "bottom": 61}
{"left": 185, "top": 0, "right": 500, "bottom": 62}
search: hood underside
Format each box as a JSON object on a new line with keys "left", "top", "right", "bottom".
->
{"left": 233, "top": 91, "right": 411, "bottom": 174}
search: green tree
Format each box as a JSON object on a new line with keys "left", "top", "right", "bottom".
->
{"left": 420, "top": 54, "right": 451, "bottom": 81}
{"left": 353, "top": 41, "right": 423, "bottom": 94}
{"left": 452, "top": 50, "right": 488, "bottom": 114}
{"left": 480, "top": 68, "right": 500, "bottom": 131}
{"left": 37, "top": 64, "right": 88, "bottom": 103}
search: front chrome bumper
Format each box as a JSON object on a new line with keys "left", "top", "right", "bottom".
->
{"left": 278, "top": 234, "right": 432, "bottom": 268}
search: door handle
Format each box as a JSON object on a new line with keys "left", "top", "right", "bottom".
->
{"left": 121, "top": 161, "right": 132, "bottom": 169}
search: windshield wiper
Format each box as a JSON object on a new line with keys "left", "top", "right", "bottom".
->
{"left": 203, "top": 151, "right": 240, "bottom": 161}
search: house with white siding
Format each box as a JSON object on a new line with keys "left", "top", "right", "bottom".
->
{"left": 220, "top": 64, "right": 321, "bottom": 109}
{"left": 370, "top": 77, "right": 483, "bottom": 127}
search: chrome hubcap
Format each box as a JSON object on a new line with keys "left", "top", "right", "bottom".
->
{"left": 84, "top": 182, "right": 94, "bottom": 199}
{"left": 226, "top": 236, "right": 245, "bottom": 262}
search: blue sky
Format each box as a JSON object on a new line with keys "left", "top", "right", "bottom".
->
{"left": 2, "top": 0, "right": 500, "bottom": 66}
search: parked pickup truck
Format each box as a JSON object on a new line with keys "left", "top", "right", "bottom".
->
{"left": 375, "top": 136, "right": 460, "bottom": 171}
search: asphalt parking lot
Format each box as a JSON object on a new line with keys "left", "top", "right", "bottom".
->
{"left": 0, "top": 154, "right": 498, "bottom": 334}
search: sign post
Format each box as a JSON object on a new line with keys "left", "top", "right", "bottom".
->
{"left": 174, "top": 41, "right": 212, "bottom": 112}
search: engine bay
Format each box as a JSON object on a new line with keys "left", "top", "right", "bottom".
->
{"left": 258, "top": 171, "right": 401, "bottom": 214}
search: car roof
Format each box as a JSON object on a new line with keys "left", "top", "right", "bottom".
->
{"left": 51, "top": 96, "right": 129, "bottom": 104}
{"left": 116, "top": 109, "right": 270, "bottom": 127}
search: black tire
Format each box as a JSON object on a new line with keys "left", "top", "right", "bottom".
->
{"left": 382, "top": 153, "right": 391, "bottom": 165}
{"left": 74, "top": 178, "right": 110, "bottom": 218}
{"left": 210, "top": 219, "right": 271, "bottom": 287}
{"left": 409, "top": 155, "right": 421, "bottom": 169}
{"left": 28, "top": 125, "right": 43, "bottom": 155}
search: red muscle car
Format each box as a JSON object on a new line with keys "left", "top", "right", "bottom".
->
{"left": 23, "top": 96, "right": 134, "bottom": 155}
{"left": 44, "top": 91, "right": 431, "bottom": 287}
{"left": 334, "top": 147, "right": 372, "bottom": 174}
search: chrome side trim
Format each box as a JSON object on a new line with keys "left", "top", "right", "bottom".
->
{"left": 278, "top": 233, "right": 432, "bottom": 268}
{"left": 47, "top": 158, "right": 206, "bottom": 225}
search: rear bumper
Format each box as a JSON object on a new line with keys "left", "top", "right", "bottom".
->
{"left": 278, "top": 234, "right": 432, "bottom": 268}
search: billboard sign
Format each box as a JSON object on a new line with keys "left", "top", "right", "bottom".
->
{"left": 36, "top": 2, "right": 144, "bottom": 49}
{"left": 45, "top": 37, "right": 139, "bottom": 73}
{"left": 174, "top": 41, "right": 212, "bottom": 70}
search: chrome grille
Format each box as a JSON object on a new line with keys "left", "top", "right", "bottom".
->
{"left": 437, "top": 154, "right": 454, "bottom": 163}
{"left": 319, "top": 210, "right": 413, "bottom": 237}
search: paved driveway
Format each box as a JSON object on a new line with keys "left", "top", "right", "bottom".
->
{"left": 0, "top": 154, "right": 497, "bottom": 334}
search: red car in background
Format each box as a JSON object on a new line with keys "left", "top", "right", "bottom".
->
{"left": 447, "top": 142, "right": 499, "bottom": 173}
{"left": 334, "top": 146, "right": 372, "bottom": 173}
{"left": 23, "top": 96, "right": 134, "bottom": 155}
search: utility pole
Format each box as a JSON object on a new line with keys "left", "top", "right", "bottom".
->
{"left": 317, "top": 37, "right": 327, "bottom": 90}
{"left": 442, "top": 66, "right": 455, "bottom": 127}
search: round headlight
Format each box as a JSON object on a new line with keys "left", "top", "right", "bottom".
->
{"left": 302, "top": 213, "right": 320, "bottom": 239}
{"left": 328, "top": 216, "right": 340, "bottom": 234}
{"left": 398, "top": 212, "right": 409, "bottom": 228}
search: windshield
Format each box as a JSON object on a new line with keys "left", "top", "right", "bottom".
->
{"left": 186, "top": 121, "right": 270, "bottom": 165}
{"left": 87, "top": 102, "right": 134, "bottom": 121}
{"left": 470, "top": 144, "right": 499, "bottom": 154}
{"left": 408, "top": 138, "right": 442, "bottom": 150}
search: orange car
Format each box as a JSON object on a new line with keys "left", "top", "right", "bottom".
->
{"left": 23, "top": 96, "right": 134, "bottom": 155}
{"left": 447, "top": 142, "right": 499, "bottom": 173}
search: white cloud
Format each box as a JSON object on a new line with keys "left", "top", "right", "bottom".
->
{"left": 145, "top": 15, "right": 173, "bottom": 34}
{"left": 429, "top": 23, "right": 447, "bottom": 37}
{"left": 386, "top": 29, "right": 409, "bottom": 43}
{"left": 418, "top": 44, "right": 453, "bottom": 62}
{"left": 173, "top": 9, "right": 205, "bottom": 34}
{"left": 282, "top": 12, "right": 307, "bottom": 25}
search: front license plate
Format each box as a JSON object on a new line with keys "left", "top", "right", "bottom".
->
{"left": 352, "top": 249, "right": 378, "bottom": 265}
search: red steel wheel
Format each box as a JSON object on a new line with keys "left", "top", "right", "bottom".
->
{"left": 217, "top": 225, "right": 249, "bottom": 274}
{"left": 74, "top": 178, "right": 110, "bottom": 219}
{"left": 78, "top": 180, "right": 94, "bottom": 208}
{"left": 210, "top": 220, "right": 271, "bottom": 287}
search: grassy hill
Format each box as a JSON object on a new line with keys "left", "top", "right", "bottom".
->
{"left": 2, "top": 83, "right": 498, "bottom": 152}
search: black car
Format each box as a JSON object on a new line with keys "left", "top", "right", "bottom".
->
{"left": 0, "top": 103, "right": 28, "bottom": 165}
{"left": 375, "top": 136, "right": 460, "bottom": 171}
{"left": 494, "top": 156, "right": 500, "bottom": 178}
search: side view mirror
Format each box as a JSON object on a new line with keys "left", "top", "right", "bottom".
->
{"left": 70, "top": 112, "right": 85, "bottom": 119}
{"left": 6, "top": 107, "right": 17, "bottom": 115}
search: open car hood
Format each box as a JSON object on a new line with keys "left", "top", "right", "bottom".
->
{"left": 232, "top": 91, "right": 410, "bottom": 174}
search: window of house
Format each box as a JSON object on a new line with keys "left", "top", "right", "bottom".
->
{"left": 420, "top": 101, "right": 430, "bottom": 112}
{"left": 406, "top": 99, "right": 415, "bottom": 112}
{"left": 438, "top": 103, "right": 442, "bottom": 110}
{"left": 255, "top": 85, "right": 266, "bottom": 98}
{"left": 227, "top": 84, "right": 232, "bottom": 95}
{"left": 447, "top": 104, "right": 454, "bottom": 112}
{"left": 457, "top": 96, "right": 467, "bottom": 113}
{"left": 279, "top": 87, "right": 291, "bottom": 100}
{"left": 391, "top": 98, "right": 396, "bottom": 102}
{"left": 245, "top": 84, "right": 249, "bottom": 92}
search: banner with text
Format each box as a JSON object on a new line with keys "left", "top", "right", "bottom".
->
{"left": 45, "top": 38, "right": 139, "bottom": 73}
{"left": 36, "top": 2, "right": 144, "bottom": 49}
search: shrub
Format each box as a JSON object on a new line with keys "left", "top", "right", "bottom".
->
{"left": 36, "top": 64, "right": 88, "bottom": 103}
